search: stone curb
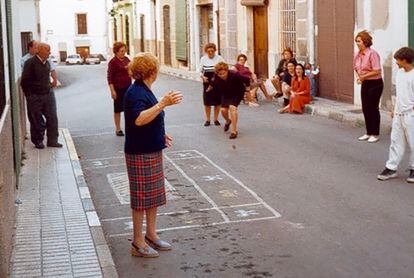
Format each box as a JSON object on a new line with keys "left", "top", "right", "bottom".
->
{"left": 62, "top": 128, "right": 118, "bottom": 278}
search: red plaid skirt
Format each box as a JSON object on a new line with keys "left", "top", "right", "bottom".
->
{"left": 125, "top": 151, "right": 166, "bottom": 210}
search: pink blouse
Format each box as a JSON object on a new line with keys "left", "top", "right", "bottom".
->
{"left": 353, "top": 47, "right": 382, "bottom": 80}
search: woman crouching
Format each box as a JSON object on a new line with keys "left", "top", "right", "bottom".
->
{"left": 210, "top": 62, "right": 250, "bottom": 139}
{"left": 124, "top": 53, "right": 182, "bottom": 257}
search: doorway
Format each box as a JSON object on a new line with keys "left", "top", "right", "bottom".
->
{"left": 76, "top": 46, "right": 90, "bottom": 60}
{"left": 253, "top": 6, "right": 268, "bottom": 79}
{"left": 199, "top": 4, "right": 213, "bottom": 55}
{"left": 163, "top": 5, "right": 172, "bottom": 65}
{"left": 125, "top": 15, "right": 130, "bottom": 54}
{"left": 316, "top": 0, "right": 354, "bottom": 103}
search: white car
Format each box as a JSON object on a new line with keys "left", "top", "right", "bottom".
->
{"left": 65, "top": 54, "right": 83, "bottom": 65}
{"left": 84, "top": 54, "right": 101, "bottom": 65}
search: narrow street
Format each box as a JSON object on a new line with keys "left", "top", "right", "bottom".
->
{"left": 56, "top": 64, "right": 414, "bottom": 278}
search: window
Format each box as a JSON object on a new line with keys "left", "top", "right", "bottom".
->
{"left": 279, "top": 0, "right": 296, "bottom": 54}
{"left": 77, "top": 13, "right": 87, "bottom": 35}
{"left": 20, "top": 32, "right": 33, "bottom": 56}
{"left": 113, "top": 18, "right": 117, "bottom": 41}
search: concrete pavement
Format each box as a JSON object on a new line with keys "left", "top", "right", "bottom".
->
{"left": 10, "top": 129, "right": 117, "bottom": 278}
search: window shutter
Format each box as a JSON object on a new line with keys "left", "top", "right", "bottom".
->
{"left": 77, "top": 14, "right": 87, "bottom": 35}
{"left": 175, "top": 0, "right": 187, "bottom": 61}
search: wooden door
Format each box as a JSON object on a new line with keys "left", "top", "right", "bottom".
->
{"left": 253, "top": 6, "right": 268, "bottom": 79}
{"left": 163, "top": 5, "right": 172, "bottom": 65}
{"left": 76, "top": 46, "right": 89, "bottom": 60}
{"left": 316, "top": 0, "right": 354, "bottom": 103}
{"left": 199, "top": 5, "right": 213, "bottom": 55}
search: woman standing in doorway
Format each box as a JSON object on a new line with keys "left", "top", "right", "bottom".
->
{"left": 353, "top": 30, "right": 383, "bottom": 143}
{"left": 107, "top": 42, "right": 132, "bottom": 136}
{"left": 199, "top": 43, "right": 224, "bottom": 126}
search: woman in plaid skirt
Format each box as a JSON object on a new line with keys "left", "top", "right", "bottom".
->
{"left": 124, "top": 53, "right": 182, "bottom": 258}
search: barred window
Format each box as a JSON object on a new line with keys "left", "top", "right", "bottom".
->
{"left": 279, "top": 0, "right": 296, "bottom": 54}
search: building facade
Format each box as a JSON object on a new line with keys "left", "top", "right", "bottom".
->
{"left": 0, "top": 0, "right": 38, "bottom": 276}
{"left": 40, "top": 0, "right": 109, "bottom": 61}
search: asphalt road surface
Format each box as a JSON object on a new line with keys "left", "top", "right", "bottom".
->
{"left": 56, "top": 64, "right": 414, "bottom": 278}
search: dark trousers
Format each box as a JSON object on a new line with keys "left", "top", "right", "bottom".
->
{"left": 26, "top": 91, "right": 59, "bottom": 145}
{"left": 361, "top": 78, "right": 383, "bottom": 136}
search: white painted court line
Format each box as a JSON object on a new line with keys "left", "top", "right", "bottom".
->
{"left": 101, "top": 202, "right": 263, "bottom": 222}
{"left": 164, "top": 154, "right": 230, "bottom": 222}
{"left": 83, "top": 156, "right": 124, "bottom": 162}
{"left": 167, "top": 150, "right": 282, "bottom": 218}
{"left": 108, "top": 216, "right": 279, "bottom": 238}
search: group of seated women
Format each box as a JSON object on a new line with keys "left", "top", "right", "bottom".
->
{"left": 232, "top": 48, "right": 314, "bottom": 114}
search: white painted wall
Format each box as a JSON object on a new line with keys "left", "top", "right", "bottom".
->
{"left": 39, "top": 0, "right": 109, "bottom": 60}
{"left": 18, "top": 0, "right": 39, "bottom": 40}
{"left": 353, "top": 0, "right": 408, "bottom": 105}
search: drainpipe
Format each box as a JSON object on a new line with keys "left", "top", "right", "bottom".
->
{"left": 307, "top": 0, "right": 315, "bottom": 65}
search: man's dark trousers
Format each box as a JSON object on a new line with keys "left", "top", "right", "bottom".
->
{"left": 26, "top": 90, "right": 59, "bottom": 145}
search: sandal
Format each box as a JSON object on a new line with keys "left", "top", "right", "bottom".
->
{"left": 131, "top": 242, "right": 159, "bottom": 258}
{"left": 224, "top": 120, "right": 231, "bottom": 132}
{"left": 229, "top": 132, "right": 238, "bottom": 139}
{"left": 145, "top": 236, "right": 172, "bottom": 251}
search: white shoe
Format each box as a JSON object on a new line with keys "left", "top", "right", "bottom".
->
{"left": 248, "top": 102, "right": 260, "bottom": 107}
{"left": 368, "top": 136, "right": 379, "bottom": 143}
{"left": 358, "top": 134, "right": 370, "bottom": 141}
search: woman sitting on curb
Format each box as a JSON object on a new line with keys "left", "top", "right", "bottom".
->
{"left": 232, "top": 54, "right": 272, "bottom": 107}
{"left": 278, "top": 64, "right": 311, "bottom": 114}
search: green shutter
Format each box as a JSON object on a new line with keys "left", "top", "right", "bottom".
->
{"left": 175, "top": 0, "right": 187, "bottom": 61}
{"left": 410, "top": 0, "right": 414, "bottom": 48}
{"left": 6, "top": 0, "right": 21, "bottom": 184}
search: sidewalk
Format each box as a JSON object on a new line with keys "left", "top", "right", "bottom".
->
{"left": 10, "top": 129, "right": 117, "bottom": 278}
{"left": 160, "top": 66, "right": 393, "bottom": 132}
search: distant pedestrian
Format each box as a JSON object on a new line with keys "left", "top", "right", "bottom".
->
{"left": 21, "top": 40, "right": 58, "bottom": 87}
{"left": 21, "top": 43, "right": 62, "bottom": 149}
{"left": 107, "top": 42, "right": 132, "bottom": 136}
{"left": 278, "top": 64, "right": 311, "bottom": 114}
{"left": 124, "top": 53, "right": 182, "bottom": 258}
{"left": 377, "top": 47, "right": 414, "bottom": 182}
{"left": 199, "top": 43, "right": 224, "bottom": 126}
{"left": 209, "top": 62, "right": 250, "bottom": 139}
{"left": 354, "top": 30, "right": 384, "bottom": 143}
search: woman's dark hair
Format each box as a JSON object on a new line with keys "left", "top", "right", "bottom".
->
{"left": 287, "top": 58, "right": 297, "bottom": 67}
{"left": 237, "top": 54, "right": 247, "bottom": 61}
{"left": 113, "top": 42, "right": 127, "bottom": 54}
{"left": 355, "top": 30, "right": 373, "bottom": 47}
{"left": 394, "top": 47, "right": 414, "bottom": 64}
{"left": 295, "top": 63, "right": 305, "bottom": 78}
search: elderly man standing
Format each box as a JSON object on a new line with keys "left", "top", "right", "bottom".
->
{"left": 21, "top": 42, "right": 62, "bottom": 149}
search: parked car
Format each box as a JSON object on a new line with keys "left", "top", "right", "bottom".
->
{"left": 65, "top": 54, "right": 83, "bottom": 65}
{"left": 84, "top": 54, "right": 101, "bottom": 65}
{"left": 49, "top": 55, "right": 59, "bottom": 66}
